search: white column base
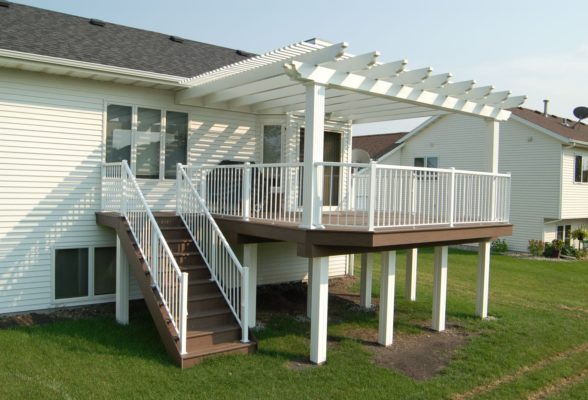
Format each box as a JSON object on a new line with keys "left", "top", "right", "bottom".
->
{"left": 359, "top": 253, "right": 373, "bottom": 309}
{"left": 405, "top": 248, "right": 418, "bottom": 301}
{"left": 309, "top": 256, "right": 329, "bottom": 365}
{"left": 476, "top": 241, "right": 491, "bottom": 318}
{"left": 432, "top": 246, "right": 448, "bottom": 332}
{"left": 378, "top": 251, "right": 396, "bottom": 346}
{"left": 116, "top": 236, "right": 129, "bottom": 325}
{"left": 244, "top": 244, "right": 258, "bottom": 328}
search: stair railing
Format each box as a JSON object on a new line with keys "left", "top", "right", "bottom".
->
{"left": 103, "top": 161, "right": 189, "bottom": 354}
{"left": 176, "top": 164, "right": 249, "bottom": 343}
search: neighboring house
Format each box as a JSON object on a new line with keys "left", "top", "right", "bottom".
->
{"left": 0, "top": 2, "right": 525, "bottom": 367}
{"left": 352, "top": 132, "right": 407, "bottom": 161}
{"left": 378, "top": 106, "right": 588, "bottom": 252}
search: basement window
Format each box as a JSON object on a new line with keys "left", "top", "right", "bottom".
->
{"left": 106, "top": 104, "right": 188, "bottom": 179}
{"left": 54, "top": 247, "right": 116, "bottom": 301}
{"left": 574, "top": 155, "right": 588, "bottom": 183}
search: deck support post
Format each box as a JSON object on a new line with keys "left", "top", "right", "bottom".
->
{"left": 378, "top": 251, "right": 396, "bottom": 346}
{"left": 300, "top": 83, "right": 325, "bottom": 230}
{"left": 307, "top": 258, "right": 313, "bottom": 318}
{"left": 243, "top": 244, "right": 258, "bottom": 328}
{"left": 116, "top": 236, "right": 129, "bottom": 325}
{"left": 309, "top": 256, "right": 329, "bottom": 364}
{"left": 432, "top": 246, "right": 448, "bottom": 332}
{"left": 359, "top": 253, "right": 373, "bottom": 309}
{"left": 405, "top": 248, "right": 418, "bottom": 301}
{"left": 476, "top": 240, "right": 491, "bottom": 318}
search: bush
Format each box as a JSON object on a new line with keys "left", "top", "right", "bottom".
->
{"left": 491, "top": 239, "right": 508, "bottom": 254}
{"left": 571, "top": 226, "right": 588, "bottom": 249}
{"left": 528, "top": 240, "right": 545, "bottom": 257}
{"left": 544, "top": 239, "right": 564, "bottom": 258}
{"left": 561, "top": 244, "right": 578, "bottom": 258}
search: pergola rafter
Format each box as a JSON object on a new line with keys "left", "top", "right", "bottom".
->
{"left": 175, "top": 39, "right": 526, "bottom": 122}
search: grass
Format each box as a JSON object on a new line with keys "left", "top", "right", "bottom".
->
{"left": 0, "top": 249, "right": 586, "bottom": 399}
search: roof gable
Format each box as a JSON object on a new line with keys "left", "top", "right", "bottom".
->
{"left": 510, "top": 107, "right": 588, "bottom": 144}
{"left": 352, "top": 132, "right": 407, "bottom": 159}
{"left": 0, "top": 3, "right": 253, "bottom": 78}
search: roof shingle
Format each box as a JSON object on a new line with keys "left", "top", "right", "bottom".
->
{"left": 352, "top": 132, "right": 407, "bottom": 159}
{"left": 511, "top": 107, "right": 588, "bottom": 143}
{"left": 0, "top": 3, "right": 253, "bottom": 77}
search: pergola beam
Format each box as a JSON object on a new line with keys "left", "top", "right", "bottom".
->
{"left": 320, "top": 51, "right": 380, "bottom": 72}
{"left": 360, "top": 59, "right": 407, "bottom": 79}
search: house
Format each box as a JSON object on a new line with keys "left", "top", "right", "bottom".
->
{"left": 377, "top": 105, "right": 588, "bottom": 252}
{"left": 352, "top": 132, "right": 407, "bottom": 162}
{"left": 0, "top": 2, "right": 525, "bottom": 367}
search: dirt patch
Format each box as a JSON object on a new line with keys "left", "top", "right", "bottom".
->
{"left": 0, "top": 301, "right": 146, "bottom": 330}
{"left": 286, "top": 357, "right": 319, "bottom": 371}
{"left": 526, "top": 368, "right": 588, "bottom": 400}
{"left": 367, "top": 325, "right": 469, "bottom": 380}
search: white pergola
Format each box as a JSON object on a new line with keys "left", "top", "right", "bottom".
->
{"left": 176, "top": 39, "right": 525, "bottom": 365}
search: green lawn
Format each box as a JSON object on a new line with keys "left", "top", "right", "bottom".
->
{"left": 0, "top": 249, "right": 586, "bottom": 399}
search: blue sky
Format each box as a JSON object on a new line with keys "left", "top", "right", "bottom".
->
{"left": 15, "top": 0, "right": 588, "bottom": 134}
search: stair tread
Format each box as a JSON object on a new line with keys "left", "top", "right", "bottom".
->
{"left": 182, "top": 264, "right": 207, "bottom": 271}
{"left": 183, "top": 341, "right": 254, "bottom": 359}
{"left": 188, "top": 307, "right": 232, "bottom": 319}
{"left": 173, "top": 251, "right": 200, "bottom": 256}
{"left": 186, "top": 323, "right": 240, "bottom": 338}
{"left": 188, "top": 292, "right": 223, "bottom": 302}
{"left": 166, "top": 238, "right": 193, "bottom": 243}
{"left": 189, "top": 278, "right": 216, "bottom": 285}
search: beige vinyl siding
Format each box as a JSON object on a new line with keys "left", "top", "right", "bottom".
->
{"left": 256, "top": 242, "right": 347, "bottom": 285}
{"left": 0, "top": 69, "right": 350, "bottom": 314}
{"left": 561, "top": 147, "right": 588, "bottom": 219}
{"left": 382, "top": 114, "right": 562, "bottom": 252}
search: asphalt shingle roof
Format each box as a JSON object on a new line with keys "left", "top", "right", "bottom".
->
{"left": 511, "top": 107, "right": 588, "bottom": 143}
{"left": 0, "top": 2, "right": 254, "bottom": 78}
{"left": 352, "top": 132, "right": 407, "bottom": 159}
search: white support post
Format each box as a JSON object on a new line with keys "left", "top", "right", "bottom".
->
{"left": 307, "top": 258, "right": 313, "bottom": 318}
{"left": 240, "top": 266, "right": 250, "bottom": 343}
{"left": 243, "top": 244, "right": 258, "bottom": 328}
{"left": 367, "top": 161, "right": 377, "bottom": 231}
{"left": 300, "top": 83, "right": 326, "bottom": 230}
{"left": 179, "top": 272, "right": 189, "bottom": 354}
{"left": 242, "top": 162, "right": 252, "bottom": 221}
{"left": 176, "top": 163, "right": 182, "bottom": 215}
{"left": 115, "top": 236, "right": 129, "bottom": 325}
{"left": 121, "top": 161, "right": 128, "bottom": 216}
{"left": 378, "top": 251, "right": 396, "bottom": 346}
{"left": 449, "top": 167, "right": 456, "bottom": 227}
{"left": 359, "top": 253, "right": 373, "bottom": 309}
{"left": 309, "top": 256, "right": 329, "bottom": 365}
{"left": 432, "top": 246, "right": 448, "bottom": 332}
{"left": 347, "top": 254, "right": 355, "bottom": 277}
{"left": 476, "top": 240, "right": 491, "bottom": 318}
{"left": 487, "top": 119, "right": 500, "bottom": 221}
{"left": 405, "top": 248, "right": 418, "bottom": 301}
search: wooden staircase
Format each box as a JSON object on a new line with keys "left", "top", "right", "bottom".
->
{"left": 96, "top": 212, "right": 256, "bottom": 368}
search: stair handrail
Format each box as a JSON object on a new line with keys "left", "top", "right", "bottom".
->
{"left": 176, "top": 164, "right": 249, "bottom": 343}
{"left": 109, "top": 161, "right": 189, "bottom": 354}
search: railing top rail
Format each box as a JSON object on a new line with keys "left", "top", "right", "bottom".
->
{"left": 103, "top": 162, "right": 124, "bottom": 167}
{"left": 315, "top": 161, "right": 511, "bottom": 178}
{"left": 187, "top": 162, "right": 303, "bottom": 170}
{"left": 120, "top": 161, "right": 183, "bottom": 277}
{"left": 178, "top": 166, "right": 244, "bottom": 274}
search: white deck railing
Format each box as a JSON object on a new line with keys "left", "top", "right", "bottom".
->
{"left": 102, "top": 161, "right": 189, "bottom": 354}
{"left": 187, "top": 161, "right": 510, "bottom": 231}
{"left": 177, "top": 165, "right": 249, "bottom": 343}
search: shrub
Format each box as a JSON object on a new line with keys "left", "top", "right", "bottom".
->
{"left": 544, "top": 239, "right": 564, "bottom": 258}
{"left": 528, "top": 240, "right": 545, "bottom": 257}
{"left": 491, "top": 239, "right": 508, "bottom": 254}
{"left": 571, "top": 226, "right": 588, "bottom": 250}
{"left": 561, "top": 244, "right": 578, "bottom": 258}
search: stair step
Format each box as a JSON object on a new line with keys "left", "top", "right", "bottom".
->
{"left": 188, "top": 307, "right": 232, "bottom": 320}
{"left": 188, "top": 292, "right": 226, "bottom": 312}
{"left": 188, "top": 292, "right": 223, "bottom": 302}
{"left": 186, "top": 323, "right": 240, "bottom": 339}
{"left": 187, "top": 307, "right": 234, "bottom": 330}
{"left": 181, "top": 341, "right": 255, "bottom": 367}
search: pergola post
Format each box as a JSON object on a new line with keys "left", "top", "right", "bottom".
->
{"left": 378, "top": 251, "right": 396, "bottom": 346}
{"left": 476, "top": 241, "right": 491, "bottom": 318}
{"left": 243, "top": 244, "right": 258, "bottom": 328}
{"left": 405, "top": 248, "right": 418, "bottom": 301}
{"left": 359, "top": 253, "right": 373, "bottom": 309}
{"left": 116, "top": 236, "right": 129, "bottom": 325}
{"left": 487, "top": 119, "right": 500, "bottom": 221}
{"left": 432, "top": 246, "right": 448, "bottom": 332}
{"left": 309, "top": 256, "right": 329, "bottom": 364}
{"left": 300, "top": 83, "right": 326, "bottom": 230}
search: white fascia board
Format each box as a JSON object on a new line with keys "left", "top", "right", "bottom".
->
{"left": 0, "top": 49, "right": 189, "bottom": 88}
{"left": 377, "top": 142, "right": 405, "bottom": 162}
{"left": 396, "top": 115, "right": 444, "bottom": 144}
{"left": 510, "top": 115, "right": 570, "bottom": 144}
{"left": 569, "top": 139, "right": 588, "bottom": 148}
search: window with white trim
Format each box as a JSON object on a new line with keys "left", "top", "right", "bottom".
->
{"left": 557, "top": 225, "right": 572, "bottom": 246}
{"left": 414, "top": 156, "right": 438, "bottom": 168}
{"left": 262, "top": 125, "right": 282, "bottom": 163}
{"left": 105, "top": 104, "right": 188, "bottom": 179}
{"left": 54, "top": 247, "right": 116, "bottom": 301}
{"left": 574, "top": 155, "right": 588, "bottom": 183}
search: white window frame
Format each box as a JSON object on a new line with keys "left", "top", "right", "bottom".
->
{"left": 104, "top": 102, "right": 190, "bottom": 180}
{"left": 259, "top": 118, "right": 285, "bottom": 164}
{"left": 574, "top": 154, "right": 588, "bottom": 184}
{"left": 414, "top": 156, "right": 439, "bottom": 168}
{"left": 51, "top": 245, "right": 117, "bottom": 306}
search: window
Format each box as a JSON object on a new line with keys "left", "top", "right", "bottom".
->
{"left": 414, "top": 156, "right": 438, "bottom": 168}
{"left": 262, "top": 125, "right": 282, "bottom": 163}
{"left": 557, "top": 225, "right": 572, "bottom": 246}
{"left": 54, "top": 247, "right": 116, "bottom": 301}
{"left": 106, "top": 105, "right": 188, "bottom": 179}
{"left": 574, "top": 156, "right": 588, "bottom": 183}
